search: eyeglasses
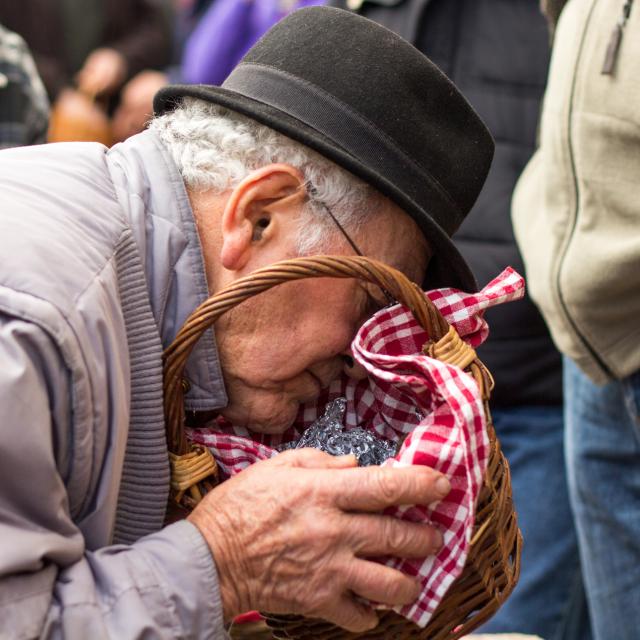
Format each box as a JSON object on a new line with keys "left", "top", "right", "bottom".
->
{"left": 303, "top": 180, "right": 396, "bottom": 308}
{"left": 304, "top": 181, "right": 365, "bottom": 257}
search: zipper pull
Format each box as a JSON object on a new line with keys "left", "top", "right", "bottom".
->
{"left": 602, "top": 22, "right": 623, "bottom": 74}
{"left": 602, "top": 0, "right": 635, "bottom": 75}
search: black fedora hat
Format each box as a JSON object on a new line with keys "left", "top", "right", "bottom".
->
{"left": 154, "top": 6, "right": 494, "bottom": 292}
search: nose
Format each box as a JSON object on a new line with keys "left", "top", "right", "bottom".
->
{"left": 341, "top": 349, "right": 368, "bottom": 380}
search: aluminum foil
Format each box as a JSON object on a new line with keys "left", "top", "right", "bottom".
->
{"left": 281, "top": 398, "right": 396, "bottom": 466}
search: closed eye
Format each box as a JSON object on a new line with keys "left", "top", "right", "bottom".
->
{"left": 361, "top": 286, "right": 390, "bottom": 318}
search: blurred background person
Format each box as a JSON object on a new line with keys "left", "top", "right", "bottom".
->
{"left": 329, "top": 1, "right": 591, "bottom": 638}
{"left": 110, "top": 0, "right": 212, "bottom": 142}
{"left": 0, "top": 0, "right": 172, "bottom": 144}
{"left": 112, "top": 0, "right": 326, "bottom": 143}
{"left": 0, "top": 23, "right": 49, "bottom": 149}
{"left": 180, "top": 0, "right": 325, "bottom": 86}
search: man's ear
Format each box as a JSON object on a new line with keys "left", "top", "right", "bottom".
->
{"left": 220, "top": 164, "right": 305, "bottom": 271}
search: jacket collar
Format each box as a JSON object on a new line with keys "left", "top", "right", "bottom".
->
{"left": 107, "top": 130, "right": 228, "bottom": 411}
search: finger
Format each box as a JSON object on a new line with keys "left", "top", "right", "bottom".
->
{"left": 323, "top": 594, "right": 379, "bottom": 633}
{"left": 332, "top": 465, "right": 451, "bottom": 512}
{"left": 344, "top": 513, "right": 443, "bottom": 558}
{"left": 273, "top": 448, "right": 358, "bottom": 470}
{"left": 347, "top": 559, "right": 421, "bottom": 606}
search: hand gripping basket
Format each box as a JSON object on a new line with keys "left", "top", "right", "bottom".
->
{"left": 163, "top": 255, "right": 522, "bottom": 639}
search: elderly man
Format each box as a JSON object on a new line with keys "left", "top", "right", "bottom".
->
{"left": 0, "top": 7, "right": 493, "bottom": 639}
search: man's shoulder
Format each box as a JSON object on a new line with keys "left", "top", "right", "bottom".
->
{"left": 0, "top": 142, "right": 129, "bottom": 327}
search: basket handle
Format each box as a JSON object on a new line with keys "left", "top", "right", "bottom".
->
{"left": 163, "top": 255, "right": 450, "bottom": 455}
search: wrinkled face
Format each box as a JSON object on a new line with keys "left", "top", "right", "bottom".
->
{"left": 191, "top": 165, "right": 429, "bottom": 433}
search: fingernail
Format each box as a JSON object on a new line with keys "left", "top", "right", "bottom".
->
{"left": 435, "top": 476, "right": 451, "bottom": 497}
{"left": 366, "top": 613, "right": 379, "bottom": 630}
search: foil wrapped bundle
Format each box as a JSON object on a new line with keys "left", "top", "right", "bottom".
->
{"left": 283, "top": 398, "right": 396, "bottom": 466}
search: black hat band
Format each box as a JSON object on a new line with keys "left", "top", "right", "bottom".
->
{"left": 223, "top": 63, "right": 461, "bottom": 234}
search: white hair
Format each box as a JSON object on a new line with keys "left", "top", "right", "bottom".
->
{"left": 149, "top": 97, "right": 381, "bottom": 253}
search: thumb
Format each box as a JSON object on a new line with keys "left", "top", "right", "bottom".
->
{"left": 273, "top": 448, "right": 358, "bottom": 470}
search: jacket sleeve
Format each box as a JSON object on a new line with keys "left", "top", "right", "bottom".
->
{"left": 0, "top": 313, "right": 227, "bottom": 639}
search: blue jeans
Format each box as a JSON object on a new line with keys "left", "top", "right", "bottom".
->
{"left": 478, "top": 405, "right": 591, "bottom": 640}
{"left": 564, "top": 358, "right": 640, "bottom": 640}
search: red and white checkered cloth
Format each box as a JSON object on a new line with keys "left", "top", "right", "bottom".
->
{"left": 188, "top": 267, "right": 524, "bottom": 627}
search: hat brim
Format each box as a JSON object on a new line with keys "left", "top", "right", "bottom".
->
{"left": 154, "top": 84, "right": 478, "bottom": 293}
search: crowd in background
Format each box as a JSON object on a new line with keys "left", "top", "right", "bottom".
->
{"left": 1, "top": 1, "right": 638, "bottom": 639}
{"left": 0, "top": 0, "right": 323, "bottom": 145}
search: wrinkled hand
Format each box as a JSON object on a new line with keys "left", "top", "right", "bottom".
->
{"left": 111, "top": 70, "right": 168, "bottom": 142}
{"left": 76, "top": 48, "right": 127, "bottom": 97}
{"left": 188, "top": 449, "right": 450, "bottom": 633}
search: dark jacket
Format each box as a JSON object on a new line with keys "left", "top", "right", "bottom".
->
{"left": 330, "top": 0, "right": 560, "bottom": 406}
{"left": 0, "top": 0, "right": 171, "bottom": 100}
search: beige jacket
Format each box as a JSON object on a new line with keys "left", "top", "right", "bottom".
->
{"left": 512, "top": 0, "right": 640, "bottom": 384}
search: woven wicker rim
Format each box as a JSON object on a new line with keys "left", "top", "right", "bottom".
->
{"left": 163, "top": 255, "right": 448, "bottom": 455}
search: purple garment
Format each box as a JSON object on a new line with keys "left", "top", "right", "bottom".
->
{"left": 182, "top": 0, "right": 325, "bottom": 86}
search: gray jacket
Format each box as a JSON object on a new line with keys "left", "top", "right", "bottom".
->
{"left": 0, "top": 131, "right": 228, "bottom": 638}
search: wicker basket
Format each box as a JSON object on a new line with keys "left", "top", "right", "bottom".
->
{"left": 163, "top": 255, "right": 522, "bottom": 639}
